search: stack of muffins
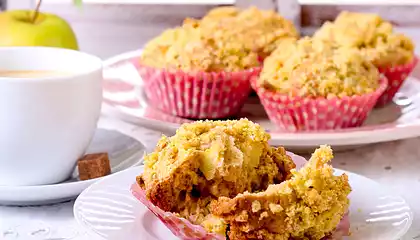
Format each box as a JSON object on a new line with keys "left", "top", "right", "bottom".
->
{"left": 139, "top": 8, "right": 416, "bottom": 132}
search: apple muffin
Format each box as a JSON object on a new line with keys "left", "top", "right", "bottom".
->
{"left": 314, "top": 11, "right": 417, "bottom": 106}
{"left": 259, "top": 37, "right": 380, "bottom": 98}
{"left": 133, "top": 142, "right": 351, "bottom": 239}
{"left": 252, "top": 37, "right": 387, "bottom": 131}
{"left": 137, "top": 118, "right": 296, "bottom": 234}
{"left": 139, "top": 23, "right": 262, "bottom": 119}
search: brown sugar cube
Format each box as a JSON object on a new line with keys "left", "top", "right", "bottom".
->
{"left": 78, "top": 153, "right": 111, "bottom": 180}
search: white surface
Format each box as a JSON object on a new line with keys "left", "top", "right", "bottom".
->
{"left": 73, "top": 166, "right": 412, "bottom": 240}
{"left": 0, "top": 47, "right": 103, "bottom": 186}
{"left": 101, "top": 49, "right": 420, "bottom": 149}
{"left": 0, "top": 119, "right": 146, "bottom": 206}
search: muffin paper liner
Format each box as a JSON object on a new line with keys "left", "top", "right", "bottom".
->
{"left": 251, "top": 77, "right": 388, "bottom": 132}
{"left": 131, "top": 153, "right": 350, "bottom": 240}
{"left": 376, "top": 57, "right": 418, "bottom": 107}
{"left": 132, "top": 183, "right": 225, "bottom": 240}
{"left": 136, "top": 63, "right": 261, "bottom": 119}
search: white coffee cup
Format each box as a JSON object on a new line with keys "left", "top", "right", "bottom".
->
{"left": 0, "top": 47, "right": 103, "bottom": 186}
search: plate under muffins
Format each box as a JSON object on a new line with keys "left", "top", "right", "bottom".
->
{"left": 101, "top": 49, "right": 420, "bottom": 150}
{"left": 73, "top": 152, "right": 413, "bottom": 240}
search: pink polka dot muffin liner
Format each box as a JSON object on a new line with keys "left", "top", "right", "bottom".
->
{"left": 136, "top": 63, "right": 261, "bottom": 119}
{"left": 376, "top": 57, "right": 418, "bottom": 107}
{"left": 251, "top": 77, "right": 388, "bottom": 132}
{"left": 131, "top": 154, "right": 350, "bottom": 240}
{"left": 131, "top": 183, "right": 225, "bottom": 240}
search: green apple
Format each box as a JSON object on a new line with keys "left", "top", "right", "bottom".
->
{"left": 74, "top": 0, "right": 83, "bottom": 7}
{"left": 0, "top": 10, "right": 78, "bottom": 50}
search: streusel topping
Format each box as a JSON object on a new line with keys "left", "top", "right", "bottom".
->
{"left": 259, "top": 37, "right": 380, "bottom": 98}
{"left": 314, "top": 11, "right": 414, "bottom": 67}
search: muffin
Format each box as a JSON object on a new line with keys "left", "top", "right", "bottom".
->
{"left": 253, "top": 37, "right": 387, "bottom": 131}
{"left": 138, "top": 25, "right": 261, "bottom": 119}
{"left": 185, "top": 6, "right": 299, "bottom": 59}
{"left": 211, "top": 145, "right": 351, "bottom": 240}
{"left": 314, "top": 11, "right": 417, "bottom": 106}
{"left": 131, "top": 119, "right": 351, "bottom": 239}
{"left": 136, "top": 119, "right": 296, "bottom": 235}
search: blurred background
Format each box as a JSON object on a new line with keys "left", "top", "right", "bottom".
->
{"left": 5, "top": 0, "right": 420, "bottom": 59}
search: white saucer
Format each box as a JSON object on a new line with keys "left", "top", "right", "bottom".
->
{"left": 101, "top": 49, "right": 420, "bottom": 150}
{"left": 74, "top": 155, "right": 413, "bottom": 240}
{"left": 0, "top": 128, "right": 146, "bottom": 206}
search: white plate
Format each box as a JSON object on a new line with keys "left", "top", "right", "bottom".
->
{"left": 101, "top": 50, "right": 420, "bottom": 150}
{"left": 74, "top": 156, "right": 413, "bottom": 240}
{"left": 0, "top": 128, "right": 146, "bottom": 206}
